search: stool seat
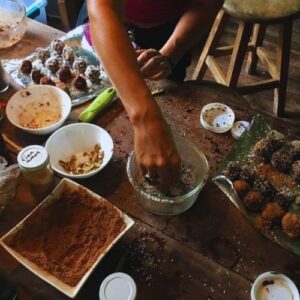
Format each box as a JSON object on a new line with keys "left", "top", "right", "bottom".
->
{"left": 224, "top": 0, "right": 300, "bottom": 23}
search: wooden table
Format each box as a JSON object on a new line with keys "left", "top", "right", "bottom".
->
{"left": 1, "top": 19, "right": 300, "bottom": 300}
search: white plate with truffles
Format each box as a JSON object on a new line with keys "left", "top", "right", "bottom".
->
{"left": 2, "top": 26, "right": 111, "bottom": 107}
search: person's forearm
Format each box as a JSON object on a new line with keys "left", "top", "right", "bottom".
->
{"left": 160, "top": 0, "right": 223, "bottom": 66}
{"left": 87, "top": 0, "right": 161, "bottom": 124}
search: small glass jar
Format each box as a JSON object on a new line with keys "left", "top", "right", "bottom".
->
{"left": 17, "top": 145, "right": 54, "bottom": 199}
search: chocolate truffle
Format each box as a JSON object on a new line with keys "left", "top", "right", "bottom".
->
{"left": 72, "top": 75, "right": 87, "bottom": 91}
{"left": 274, "top": 189, "right": 295, "bottom": 211}
{"left": 51, "top": 39, "right": 65, "bottom": 55}
{"left": 282, "top": 213, "right": 300, "bottom": 239}
{"left": 20, "top": 60, "right": 32, "bottom": 74}
{"left": 243, "top": 190, "right": 265, "bottom": 213}
{"left": 271, "top": 147, "right": 293, "bottom": 173}
{"left": 57, "top": 65, "right": 72, "bottom": 82}
{"left": 291, "top": 160, "right": 300, "bottom": 184}
{"left": 253, "top": 130, "right": 285, "bottom": 162}
{"left": 35, "top": 47, "right": 50, "bottom": 63}
{"left": 253, "top": 175, "right": 275, "bottom": 198}
{"left": 224, "top": 161, "right": 241, "bottom": 182}
{"left": 40, "top": 76, "right": 56, "bottom": 86}
{"left": 73, "top": 59, "right": 87, "bottom": 74}
{"left": 290, "top": 140, "right": 300, "bottom": 161}
{"left": 31, "top": 68, "right": 44, "bottom": 84}
{"left": 85, "top": 65, "right": 100, "bottom": 83}
{"left": 240, "top": 165, "right": 256, "bottom": 184}
{"left": 62, "top": 46, "right": 75, "bottom": 62}
{"left": 45, "top": 57, "right": 60, "bottom": 73}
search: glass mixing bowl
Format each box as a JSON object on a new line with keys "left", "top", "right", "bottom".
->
{"left": 0, "top": 0, "right": 27, "bottom": 49}
{"left": 127, "top": 137, "right": 209, "bottom": 215}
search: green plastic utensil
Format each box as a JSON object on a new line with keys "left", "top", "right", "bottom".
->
{"left": 79, "top": 87, "right": 116, "bottom": 122}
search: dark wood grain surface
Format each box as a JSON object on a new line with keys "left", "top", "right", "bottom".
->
{"left": 1, "top": 20, "right": 300, "bottom": 300}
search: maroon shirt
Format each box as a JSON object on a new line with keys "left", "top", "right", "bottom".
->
{"left": 124, "top": 0, "right": 186, "bottom": 24}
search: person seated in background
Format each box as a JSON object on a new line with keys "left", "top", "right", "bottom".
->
{"left": 86, "top": 0, "right": 223, "bottom": 189}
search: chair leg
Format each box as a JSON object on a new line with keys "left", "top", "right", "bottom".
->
{"left": 226, "top": 21, "right": 253, "bottom": 88}
{"left": 245, "top": 24, "right": 267, "bottom": 75}
{"left": 192, "top": 9, "right": 228, "bottom": 80}
{"left": 273, "top": 19, "right": 293, "bottom": 117}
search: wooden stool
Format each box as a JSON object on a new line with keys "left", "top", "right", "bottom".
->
{"left": 192, "top": 0, "right": 300, "bottom": 117}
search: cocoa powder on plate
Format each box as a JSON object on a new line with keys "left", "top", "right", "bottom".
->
{"left": 4, "top": 186, "right": 126, "bottom": 286}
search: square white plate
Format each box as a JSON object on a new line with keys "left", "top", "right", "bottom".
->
{"left": 0, "top": 178, "right": 134, "bottom": 298}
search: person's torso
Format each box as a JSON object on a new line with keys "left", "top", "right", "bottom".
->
{"left": 124, "top": 0, "right": 187, "bottom": 27}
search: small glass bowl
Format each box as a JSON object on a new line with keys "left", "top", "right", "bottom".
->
{"left": 127, "top": 137, "right": 209, "bottom": 215}
{"left": 0, "top": 0, "right": 27, "bottom": 49}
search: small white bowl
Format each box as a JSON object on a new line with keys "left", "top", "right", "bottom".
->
{"left": 6, "top": 85, "right": 71, "bottom": 135}
{"left": 200, "top": 103, "right": 235, "bottom": 133}
{"left": 45, "top": 123, "right": 114, "bottom": 179}
{"left": 251, "top": 271, "right": 300, "bottom": 300}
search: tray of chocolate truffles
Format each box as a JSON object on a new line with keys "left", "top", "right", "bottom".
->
{"left": 2, "top": 26, "right": 111, "bottom": 107}
{"left": 213, "top": 114, "right": 300, "bottom": 255}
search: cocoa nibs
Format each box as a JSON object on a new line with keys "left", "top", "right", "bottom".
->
{"left": 4, "top": 186, "right": 126, "bottom": 287}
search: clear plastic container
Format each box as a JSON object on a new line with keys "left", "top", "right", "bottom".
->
{"left": 0, "top": 0, "right": 27, "bottom": 49}
{"left": 127, "top": 137, "right": 209, "bottom": 215}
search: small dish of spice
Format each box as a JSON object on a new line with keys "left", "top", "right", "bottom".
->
{"left": 0, "top": 178, "right": 134, "bottom": 298}
{"left": 200, "top": 102, "right": 235, "bottom": 133}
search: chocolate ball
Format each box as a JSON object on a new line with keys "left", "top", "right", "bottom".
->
{"left": 20, "top": 60, "right": 32, "bottom": 74}
{"left": 57, "top": 65, "right": 72, "bottom": 82}
{"left": 62, "top": 46, "right": 75, "bottom": 62}
{"left": 51, "top": 39, "right": 65, "bottom": 55}
{"left": 73, "top": 59, "right": 87, "bottom": 74}
{"left": 271, "top": 147, "right": 293, "bottom": 173}
{"left": 35, "top": 47, "right": 50, "bottom": 63}
{"left": 85, "top": 65, "right": 100, "bottom": 83}
{"left": 72, "top": 75, "right": 87, "bottom": 91}
{"left": 45, "top": 58, "right": 60, "bottom": 73}
{"left": 40, "top": 76, "right": 56, "bottom": 86}
{"left": 31, "top": 68, "right": 44, "bottom": 84}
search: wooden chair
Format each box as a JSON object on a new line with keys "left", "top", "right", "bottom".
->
{"left": 192, "top": 0, "right": 300, "bottom": 117}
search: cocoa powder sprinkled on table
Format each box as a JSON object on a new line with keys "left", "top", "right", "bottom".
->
{"left": 4, "top": 186, "right": 126, "bottom": 286}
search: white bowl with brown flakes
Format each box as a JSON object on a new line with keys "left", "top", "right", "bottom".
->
{"left": 6, "top": 85, "right": 72, "bottom": 135}
{"left": 45, "top": 123, "right": 114, "bottom": 179}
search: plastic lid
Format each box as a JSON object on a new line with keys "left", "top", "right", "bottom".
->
{"left": 17, "top": 145, "right": 49, "bottom": 172}
{"left": 231, "top": 121, "right": 250, "bottom": 139}
{"left": 99, "top": 273, "right": 137, "bottom": 300}
{"left": 251, "top": 271, "right": 300, "bottom": 300}
{"left": 200, "top": 103, "right": 235, "bottom": 133}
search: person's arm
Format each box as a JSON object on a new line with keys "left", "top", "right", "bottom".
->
{"left": 138, "top": 0, "right": 223, "bottom": 80}
{"left": 87, "top": 0, "right": 180, "bottom": 188}
{"left": 161, "top": 0, "right": 223, "bottom": 67}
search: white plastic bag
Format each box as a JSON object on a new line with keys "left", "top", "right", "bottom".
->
{"left": 0, "top": 156, "right": 20, "bottom": 213}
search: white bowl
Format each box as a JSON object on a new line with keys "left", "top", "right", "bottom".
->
{"left": 6, "top": 85, "right": 72, "bottom": 135}
{"left": 45, "top": 123, "right": 114, "bottom": 179}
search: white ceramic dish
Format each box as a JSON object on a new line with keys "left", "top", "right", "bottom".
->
{"left": 6, "top": 85, "right": 71, "bottom": 135}
{"left": 200, "top": 102, "right": 235, "bottom": 133}
{"left": 0, "top": 178, "right": 134, "bottom": 298}
{"left": 251, "top": 271, "right": 300, "bottom": 300}
{"left": 45, "top": 123, "right": 114, "bottom": 179}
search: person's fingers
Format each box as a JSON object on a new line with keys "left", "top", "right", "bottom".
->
{"left": 137, "top": 48, "right": 159, "bottom": 67}
{"left": 140, "top": 56, "right": 165, "bottom": 78}
{"left": 135, "top": 49, "right": 145, "bottom": 57}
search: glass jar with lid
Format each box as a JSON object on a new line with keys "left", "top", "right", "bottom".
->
{"left": 17, "top": 145, "right": 54, "bottom": 199}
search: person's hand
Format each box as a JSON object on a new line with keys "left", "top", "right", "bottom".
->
{"left": 133, "top": 109, "right": 180, "bottom": 191}
{"left": 136, "top": 48, "right": 172, "bottom": 80}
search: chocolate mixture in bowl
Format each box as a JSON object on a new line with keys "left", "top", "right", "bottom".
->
{"left": 4, "top": 186, "right": 126, "bottom": 286}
